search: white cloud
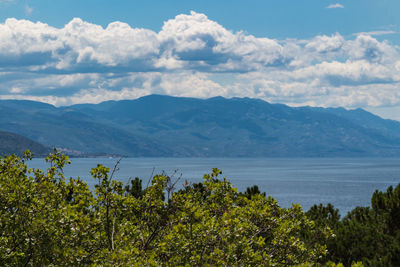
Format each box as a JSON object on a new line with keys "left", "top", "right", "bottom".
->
{"left": 24, "top": 5, "right": 33, "bottom": 15}
{"left": 0, "top": 12, "right": 293, "bottom": 72}
{"left": 157, "top": 11, "right": 289, "bottom": 71}
{"left": 353, "top": 30, "right": 398, "bottom": 36}
{"left": 326, "top": 4, "right": 344, "bottom": 9}
{"left": 305, "top": 33, "right": 344, "bottom": 54}
{"left": 344, "top": 34, "right": 398, "bottom": 63}
{"left": 0, "top": 12, "right": 400, "bottom": 110}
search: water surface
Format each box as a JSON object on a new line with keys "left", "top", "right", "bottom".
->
{"left": 29, "top": 157, "right": 400, "bottom": 215}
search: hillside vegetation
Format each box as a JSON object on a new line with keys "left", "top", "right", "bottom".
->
{"left": 1, "top": 150, "right": 399, "bottom": 265}
{"left": 0, "top": 130, "right": 51, "bottom": 157}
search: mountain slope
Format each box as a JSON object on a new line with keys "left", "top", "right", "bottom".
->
{"left": 2, "top": 95, "right": 400, "bottom": 157}
{"left": 0, "top": 130, "right": 51, "bottom": 157}
{"left": 0, "top": 100, "right": 170, "bottom": 156}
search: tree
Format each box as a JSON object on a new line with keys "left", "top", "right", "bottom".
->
{"left": 0, "top": 152, "right": 332, "bottom": 265}
{"left": 307, "top": 184, "right": 400, "bottom": 266}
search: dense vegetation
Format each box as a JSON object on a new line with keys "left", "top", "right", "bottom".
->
{"left": 0, "top": 150, "right": 398, "bottom": 266}
{"left": 307, "top": 186, "right": 400, "bottom": 266}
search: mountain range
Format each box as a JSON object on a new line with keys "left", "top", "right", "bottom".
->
{"left": 2, "top": 94, "right": 400, "bottom": 157}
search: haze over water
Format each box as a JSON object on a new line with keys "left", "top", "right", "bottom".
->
{"left": 30, "top": 157, "right": 400, "bottom": 215}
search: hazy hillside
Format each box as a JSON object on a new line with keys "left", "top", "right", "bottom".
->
{"left": 0, "top": 100, "right": 169, "bottom": 156}
{"left": 0, "top": 130, "right": 51, "bottom": 157}
{"left": 2, "top": 95, "right": 400, "bottom": 157}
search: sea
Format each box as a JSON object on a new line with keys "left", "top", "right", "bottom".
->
{"left": 29, "top": 157, "right": 400, "bottom": 216}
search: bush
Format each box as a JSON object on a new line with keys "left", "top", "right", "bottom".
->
{"left": 0, "top": 150, "right": 331, "bottom": 265}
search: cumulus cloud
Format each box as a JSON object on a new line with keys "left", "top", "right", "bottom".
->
{"left": 326, "top": 3, "right": 344, "bottom": 9}
{"left": 157, "top": 11, "right": 289, "bottom": 71}
{"left": 305, "top": 33, "right": 344, "bottom": 54}
{"left": 0, "top": 17, "right": 159, "bottom": 72}
{"left": 0, "top": 12, "right": 296, "bottom": 73}
{"left": 0, "top": 11, "right": 400, "bottom": 109}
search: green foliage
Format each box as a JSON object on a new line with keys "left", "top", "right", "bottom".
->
{"left": 306, "top": 203, "right": 340, "bottom": 230}
{"left": 241, "top": 184, "right": 266, "bottom": 199}
{"left": 125, "top": 177, "right": 144, "bottom": 198}
{"left": 4, "top": 149, "right": 400, "bottom": 266}
{"left": 0, "top": 150, "right": 95, "bottom": 265}
{"left": 297, "top": 261, "right": 364, "bottom": 267}
{"left": 307, "top": 184, "right": 400, "bottom": 267}
{"left": 0, "top": 152, "right": 332, "bottom": 265}
{"left": 9, "top": 151, "right": 400, "bottom": 266}
{"left": 371, "top": 184, "right": 400, "bottom": 235}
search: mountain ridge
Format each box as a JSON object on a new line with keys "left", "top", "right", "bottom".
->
{"left": 2, "top": 94, "right": 400, "bottom": 157}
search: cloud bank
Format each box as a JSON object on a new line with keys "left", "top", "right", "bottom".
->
{"left": 0, "top": 11, "right": 399, "bottom": 109}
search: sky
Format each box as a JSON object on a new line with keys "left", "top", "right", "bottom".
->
{"left": 1, "top": 0, "right": 400, "bottom": 119}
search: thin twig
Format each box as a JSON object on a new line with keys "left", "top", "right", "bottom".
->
{"left": 146, "top": 167, "right": 155, "bottom": 188}
{"left": 110, "top": 158, "right": 122, "bottom": 181}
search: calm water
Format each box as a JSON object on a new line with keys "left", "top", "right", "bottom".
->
{"left": 29, "top": 157, "right": 400, "bottom": 215}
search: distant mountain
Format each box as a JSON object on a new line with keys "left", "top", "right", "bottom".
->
{"left": 2, "top": 95, "right": 400, "bottom": 157}
{"left": 0, "top": 99, "right": 168, "bottom": 156}
{"left": 0, "top": 130, "right": 51, "bottom": 157}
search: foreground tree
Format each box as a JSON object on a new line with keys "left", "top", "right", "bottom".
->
{"left": 0, "top": 150, "right": 331, "bottom": 265}
{"left": 307, "top": 184, "right": 400, "bottom": 266}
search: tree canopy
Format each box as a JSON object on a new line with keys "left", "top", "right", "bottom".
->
{"left": 1, "top": 149, "right": 398, "bottom": 266}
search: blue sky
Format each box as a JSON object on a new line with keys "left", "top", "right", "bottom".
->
{"left": 2, "top": 0, "right": 400, "bottom": 40}
{"left": 1, "top": 0, "right": 400, "bottom": 119}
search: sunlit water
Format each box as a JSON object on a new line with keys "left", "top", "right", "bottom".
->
{"left": 29, "top": 157, "right": 400, "bottom": 216}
